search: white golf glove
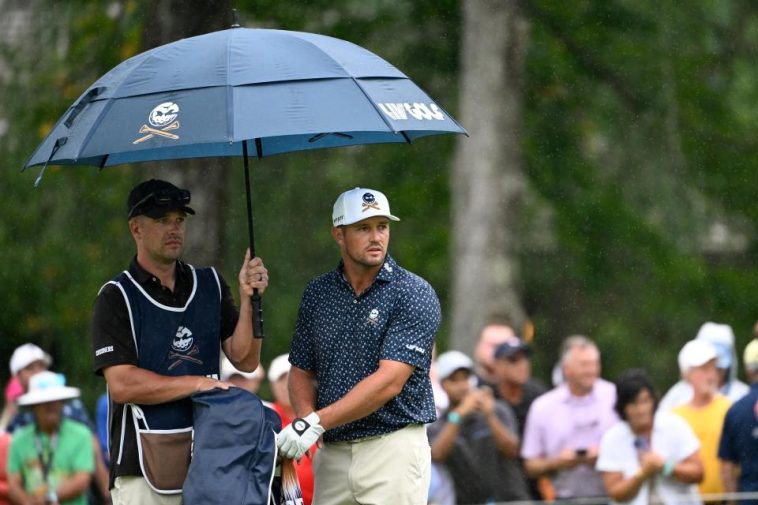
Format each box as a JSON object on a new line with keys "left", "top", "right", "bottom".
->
{"left": 277, "top": 412, "right": 324, "bottom": 459}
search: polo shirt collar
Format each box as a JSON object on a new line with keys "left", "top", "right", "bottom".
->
{"left": 558, "top": 382, "right": 599, "bottom": 404}
{"left": 334, "top": 254, "right": 398, "bottom": 285}
{"left": 128, "top": 255, "right": 188, "bottom": 286}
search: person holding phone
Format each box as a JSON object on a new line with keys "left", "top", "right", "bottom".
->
{"left": 521, "top": 336, "right": 619, "bottom": 500}
{"left": 428, "top": 351, "right": 529, "bottom": 504}
{"left": 597, "top": 370, "right": 703, "bottom": 505}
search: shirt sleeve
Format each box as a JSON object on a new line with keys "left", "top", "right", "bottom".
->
{"left": 90, "top": 283, "right": 138, "bottom": 374}
{"left": 495, "top": 401, "right": 519, "bottom": 438}
{"left": 379, "top": 278, "right": 441, "bottom": 370}
{"left": 216, "top": 272, "right": 240, "bottom": 341}
{"left": 289, "top": 283, "right": 316, "bottom": 371}
{"left": 717, "top": 405, "right": 738, "bottom": 462}
{"left": 70, "top": 425, "right": 95, "bottom": 473}
{"left": 520, "top": 399, "right": 544, "bottom": 459}
{"left": 7, "top": 436, "right": 21, "bottom": 475}
{"left": 665, "top": 413, "right": 700, "bottom": 462}
{"left": 595, "top": 427, "right": 625, "bottom": 472}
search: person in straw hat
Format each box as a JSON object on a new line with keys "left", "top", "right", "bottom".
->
{"left": 7, "top": 372, "right": 94, "bottom": 505}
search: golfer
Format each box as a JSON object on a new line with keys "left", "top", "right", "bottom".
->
{"left": 277, "top": 187, "right": 441, "bottom": 505}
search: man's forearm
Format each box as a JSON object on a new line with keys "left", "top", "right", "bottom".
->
{"left": 316, "top": 360, "right": 413, "bottom": 430}
{"left": 525, "top": 456, "right": 557, "bottom": 478}
{"left": 223, "top": 299, "right": 261, "bottom": 372}
{"left": 486, "top": 414, "right": 520, "bottom": 458}
{"left": 289, "top": 366, "right": 318, "bottom": 417}
{"left": 8, "top": 474, "right": 31, "bottom": 505}
{"left": 56, "top": 471, "right": 91, "bottom": 502}
{"left": 104, "top": 364, "right": 223, "bottom": 404}
{"left": 720, "top": 460, "right": 738, "bottom": 492}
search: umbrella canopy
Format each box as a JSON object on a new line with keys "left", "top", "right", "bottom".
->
{"left": 24, "top": 26, "right": 466, "bottom": 338}
{"left": 25, "top": 27, "right": 465, "bottom": 169}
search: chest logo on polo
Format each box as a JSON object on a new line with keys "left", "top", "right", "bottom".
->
{"left": 366, "top": 308, "right": 380, "bottom": 325}
{"left": 168, "top": 326, "right": 203, "bottom": 370}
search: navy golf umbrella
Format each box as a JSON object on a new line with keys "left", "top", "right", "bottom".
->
{"left": 24, "top": 26, "right": 466, "bottom": 336}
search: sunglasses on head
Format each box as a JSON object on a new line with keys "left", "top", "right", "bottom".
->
{"left": 128, "top": 188, "right": 191, "bottom": 219}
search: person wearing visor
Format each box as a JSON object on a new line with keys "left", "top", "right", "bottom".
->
{"left": 89, "top": 179, "right": 269, "bottom": 505}
{"left": 280, "top": 187, "right": 441, "bottom": 505}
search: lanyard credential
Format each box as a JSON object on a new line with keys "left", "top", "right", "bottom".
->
{"left": 34, "top": 429, "right": 59, "bottom": 488}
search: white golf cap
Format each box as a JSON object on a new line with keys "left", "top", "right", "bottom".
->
{"left": 744, "top": 339, "right": 758, "bottom": 372}
{"left": 17, "top": 371, "right": 79, "bottom": 406}
{"left": 268, "top": 354, "right": 291, "bottom": 382}
{"left": 332, "top": 187, "right": 400, "bottom": 227}
{"left": 678, "top": 339, "right": 718, "bottom": 374}
{"left": 436, "top": 351, "right": 474, "bottom": 381}
{"left": 219, "top": 356, "right": 264, "bottom": 382}
{"left": 10, "top": 343, "right": 52, "bottom": 376}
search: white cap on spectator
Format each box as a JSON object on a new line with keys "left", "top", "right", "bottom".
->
{"left": 678, "top": 339, "right": 718, "bottom": 375}
{"left": 744, "top": 339, "right": 758, "bottom": 372}
{"left": 268, "top": 354, "right": 291, "bottom": 382}
{"left": 436, "top": 351, "right": 474, "bottom": 381}
{"left": 10, "top": 343, "right": 52, "bottom": 376}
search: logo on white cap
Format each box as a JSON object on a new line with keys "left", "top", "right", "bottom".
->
{"left": 332, "top": 187, "right": 400, "bottom": 227}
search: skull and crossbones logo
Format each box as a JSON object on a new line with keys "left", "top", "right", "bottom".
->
{"left": 133, "top": 102, "right": 181, "bottom": 144}
{"left": 361, "top": 192, "right": 380, "bottom": 212}
{"left": 167, "top": 326, "right": 204, "bottom": 370}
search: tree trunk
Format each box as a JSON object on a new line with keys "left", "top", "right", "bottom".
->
{"left": 450, "top": 0, "right": 529, "bottom": 354}
{"left": 141, "top": 0, "right": 233, "bottom": 268}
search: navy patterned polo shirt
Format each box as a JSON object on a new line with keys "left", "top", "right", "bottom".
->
{"left": 289, "top": 254, "right": 441, "bottom": 442}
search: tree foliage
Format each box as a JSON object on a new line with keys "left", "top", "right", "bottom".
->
{"left": 2, "top": 0, "right": 758, "bottom": 410}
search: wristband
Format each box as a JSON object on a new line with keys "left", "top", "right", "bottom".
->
{"left": 662, "top": 461, "right": 674, "bottom": 477}
{"left": 447, "top": 411, "right": 462, "bottom": 425}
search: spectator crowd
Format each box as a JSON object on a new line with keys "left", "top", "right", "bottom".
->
{"left": 1, "top": 320, "right": 757, "bottom": 505}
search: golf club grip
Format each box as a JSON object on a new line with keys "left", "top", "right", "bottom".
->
{"left": 252, "top": 290, "right": 264, "bottom": 338}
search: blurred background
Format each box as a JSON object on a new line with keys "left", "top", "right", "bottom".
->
{"left": 2, "top": 0, "right": 758, "bottom": 407}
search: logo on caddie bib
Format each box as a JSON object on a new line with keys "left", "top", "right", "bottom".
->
{"left": 168, "top": 326, "right": 203, "bottom": 370}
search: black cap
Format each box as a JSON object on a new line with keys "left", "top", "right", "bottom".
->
{"left": 494, "top": 337, "right": 530, "bottom": 360}
{"left": 127, "top": 179, "right": 195, "bottom": 220}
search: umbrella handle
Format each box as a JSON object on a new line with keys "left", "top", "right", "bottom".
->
{"left": 244, "top": 141, "right": 264, "bottom": 339}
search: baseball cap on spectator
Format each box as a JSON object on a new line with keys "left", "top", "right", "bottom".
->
{"left": 744, "top": 339, "right": 758, "bottom": 372}
{"left": 474, "top": 325, "right": 515, "bottom": 368}
{"left": 436, "top": 351, "right": 474, "bottom": 381}
{"left": 268, "top": 354, "right": 291, "bottom": 382}
{"left": 695, "top": 322, "right": 735, "bottom": 369}
{"left": 9, "top": 343, "right": 52, "bottom": 376}
{"left": 219, "top": 356, "right": 264, "bottom": 382}
{"left": 127, "top": 179, "right": 195, "bottom": 220}
{"left": 332, "top": 188, "right": 400, "bottom": 227}
{"left": 17, "top": 372, "right": 79, "bottom": 406}
{"left": 494, "top": 336, "right": 530, "bottom": 360}
{"left": 678, "top": 339, "right": 718, "bottom": 375}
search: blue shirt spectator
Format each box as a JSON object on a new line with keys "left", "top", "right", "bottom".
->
{"left": 718, "top": 339, "right": 758, "bottom": 504}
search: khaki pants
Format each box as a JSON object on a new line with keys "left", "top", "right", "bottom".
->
{"left": 312, "top": 424, "right": 430, "bottom": 505}
{"left": 111, "top": 476, "right": 182, "bottom": 505}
